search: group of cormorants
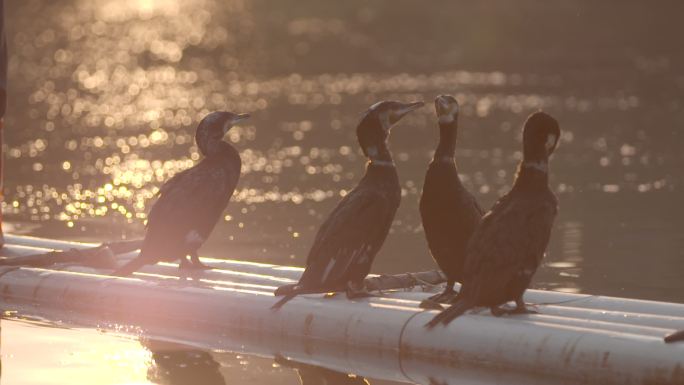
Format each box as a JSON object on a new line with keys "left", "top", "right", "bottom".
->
{"left": 110, "top": 96, "right": 683, "bottom": 342}
{"left": 269, "top": 96, "right": 560, "bottom": 328}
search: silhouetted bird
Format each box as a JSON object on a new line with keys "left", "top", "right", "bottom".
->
{"left": 664, "top": 329, "right": 684, "bottom": 343}
{"left": 419, "top": 95, "right": 483, "bottom": 308}
{"left": 113, "top": 111, "right": 250, "bottom": 276}
{"left": 272, "top": 100, "right": 424, "bottom": 309}
{"left": 426, "top": 111, "right": 560, "bottom": 327}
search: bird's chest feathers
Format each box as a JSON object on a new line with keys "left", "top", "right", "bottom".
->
{"left": 375, "top": 178, "right": 401, "bottom": 207}
{"left": 203, "top": 161, "right": 238, "bottom": 192}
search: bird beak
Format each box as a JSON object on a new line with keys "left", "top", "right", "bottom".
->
{"left": 231, "top": 113, "right": 251, "bottom": 124}
{"left": 223, "top": 113, "right": 251, "bottom": 135}
{"left": 392, "top": 101, "right": 424, "bottom": 122}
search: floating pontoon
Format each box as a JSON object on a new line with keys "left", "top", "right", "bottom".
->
{"left": 0, "top": 234, "right": 683, "bottom": 385}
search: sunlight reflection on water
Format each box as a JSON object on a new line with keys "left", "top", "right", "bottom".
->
{"left": 3, "top": 0, "right": 684, "bottom": 303}
{"left": 2, "top": 1, "right": 684, "bottom": 384}
{"left": 2, "top": 317, "right": 354, "bottom": 385}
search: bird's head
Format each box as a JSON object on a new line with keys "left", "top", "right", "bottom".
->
{"left": 195, "top": 111, "right": 251, "bottom": 155}
{"left": 434, "top": 94, "right": 459, "bottom": 125}
{"left": 522, "top": 111, "right": 560, "bottom": 161}
{"left": 356, "top": 100, "right": 424, "bottom": 158}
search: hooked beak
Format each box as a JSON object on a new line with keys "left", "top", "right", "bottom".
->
{"left": 231, "top": 113, "right": 251, "bottom": 124}
{"left": 392, "top": 101, "right": 424, "bottom": 123}
{"left": 222, "top": 113, "right": 251, "bottom": 135}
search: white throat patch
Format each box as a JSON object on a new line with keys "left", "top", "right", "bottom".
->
{"left": 545, "top": 134, "right": 557, "bottom": 151}
{"left": 436, "top": 100, "right": 458, "bottom": 124}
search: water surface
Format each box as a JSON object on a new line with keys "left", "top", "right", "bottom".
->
{"left": 1, "top": 317, "right": 398, "bottom": 385}
{"left": 1, "top": 0, "right": 684, "bottom": 383}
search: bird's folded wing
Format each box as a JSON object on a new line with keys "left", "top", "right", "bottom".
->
{"left": 300, "top": 190, "right": 391, "bottom": 287}
{"left": 146, "top": 165, "right": 227, "bottom": 241}
{"left": 465, "top": 200, "right": 557, "bottom": 289}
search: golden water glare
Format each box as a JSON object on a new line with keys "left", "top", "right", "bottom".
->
{"left": 2, "top": 0, "right": 684, "bottom": 382}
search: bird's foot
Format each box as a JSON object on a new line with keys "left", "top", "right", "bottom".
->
{"left": 511, "top": 305, "right": 538, "bottom": 315}
{"left": 431, "top": 289, "right": 459, "bottom": 304}
{"left": 179, "top": 259, "right": 193, "bottom": 270}
{"left": 419, "top": 287, "right": 459, "bottom": 309}
{"left": 490, "top": 304, "right": 538, "bottom": 317}
{"left": 513, "top": 298, "right": 539, "bottom": 314}
{"left": 192, "top": 261, "right": 213, "bottom": 270}
{"left": 346, "top": 282, "right": 375, "bottom": 299}
{"left": 490, "top": 306, "right": 506, "bottom": 317}
{"left": 179, "top": 258, "right": 211, "bottom": 271}
{"left": 189, "top": 253, "right": 212, "bottom": 270}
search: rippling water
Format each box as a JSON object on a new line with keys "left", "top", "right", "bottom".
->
{"left": 2, "top": 1, "right": 684, "bottom": 382}
{"left": 1, "top": 317, "right": 397, "bottom": 385}
{"left": 4, "top": 0, "right": 684, "bottom": 298}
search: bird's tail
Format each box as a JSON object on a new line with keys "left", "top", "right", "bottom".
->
{"left": 272, "top": 283, "right": 304, "bottom": 310}
{"left": 112, "top": 257, "right": 147, "bottom": 277}
{"left": 425, "top": 297, "right": 473, "bottom": 329}
{"left": 274, "top": 283, "right": 297, "bottom": 296}
{"left": 664, "top": 329, "right": 684, "bottom": 343}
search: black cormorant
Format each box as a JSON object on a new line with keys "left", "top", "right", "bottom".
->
{"left": 419, "top": 95, "right": 483, "bottom": 307}
{"left": 113, "top": 111, "right": 250, "bottom": 276}
{"left": 272, "top": 100, "right": 424, "bottom": 309}
{"left": 665, "top": 329, "right": 684, "bottom": 343}
{"left": 426, "top": 111, "right": 560, "bottom": 327}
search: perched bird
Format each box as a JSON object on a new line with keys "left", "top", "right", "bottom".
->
{"left": 272, "top": 100, "right": 424, "bottom": 309}
{"left": 664, "top": 329, "right": 684, "bottom": 343}
{"left": 426, "top": 111, "right": 560, "bottom": 328}
{"left": 113, "top": 111, "right": 250, "bottom": 276}
{"left": 419, "top": 95, "right": 483, "bottom": 307}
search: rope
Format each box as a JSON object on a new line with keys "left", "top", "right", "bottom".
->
{"left": 531, "top": 294, "right": 599, "bottom": 307}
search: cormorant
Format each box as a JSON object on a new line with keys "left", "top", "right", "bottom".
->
{"left": 426, "top": 111, "right": 560, "bottom": 328}
{"left": 272, "top": 100, "right": 424, "bottom": 309}
{"left": 419, "top": 95, "right": 483, "bottom": 307}
{"left": 113, "top": 111, "right": 250, "bottom": 276}
{"left": 664, "top": 329, "right": 684, "bottom": 343}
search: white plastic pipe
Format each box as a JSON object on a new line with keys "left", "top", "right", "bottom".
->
{"left": 0, "top": 266, "right": 682, "bottom": 385}
{"left": 3, "top": 240, "right": 684, "bottom": 333}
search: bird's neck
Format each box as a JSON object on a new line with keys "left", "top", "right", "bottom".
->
{"left": 512, "top": 158, "right": 549, "bottom": 190}
{"left": 202, "top": 140, "right": 238, "bottom": 162}
{"left": 365, "top": 156, "right": 400, "bottom": 190}
{"left": 365, "top": 141, "right": 395, "bottom": 167}
{"left": 434, "top": 121, "right": 457, "bottom": 162}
